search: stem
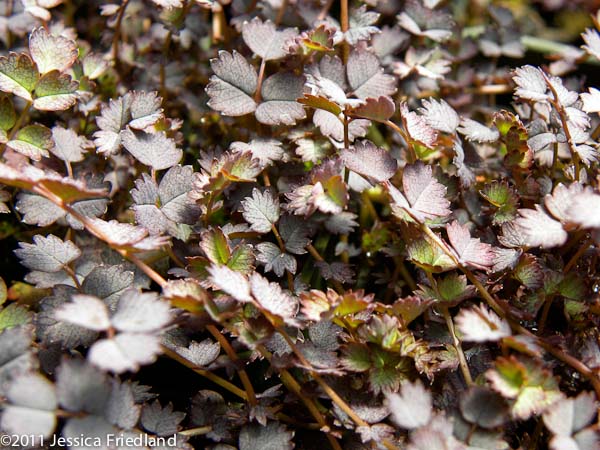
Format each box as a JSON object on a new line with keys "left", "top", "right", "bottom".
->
{"left": 318, "top": 0, "right": 335, "bottom": 20}
{"left": 276, "top": 328, "right": 367, "bottom": 426}
{"left": 441, "top": 305, "right": 473, "bottom": 385}
{"left": 111, "top": 0, "right": 130, "bottom": 65}
{"left": 426, "top": 271, "right": 472, "bottom": 385}
{"left": 275, "top": 0, "right": 288, "bottom": 26}
{"left": 64, "top": 265, "right": 82, "bottom": 290}
{"left": 306, "top": 244, "right": 344, "bottom": 292}
{"left": 254, "top": 58, "right": 267, "bottom": 103}
{"left": 544, "top": 74, "right": 581, "bottom": 181}
{"left": 256, "top": 345, "right": 343, "bottom": 450}
{"left": 162, "top": 346, "right": 248, "bottom": 400}
{"left": 564, "top": 237, "right": 592, "bottom": 273}
{"left": 340, "top": 0, "right": 349, "bottom": 63}
{"left": 0, "top": 101, "right": 32, "bottom": 158}
{"left": 537, "top": 294, "right": 552, "bottom": 335}
{"left": 179, "top": 426, "right": 212, "bottom": 436}
{"left": 159, "top": 30, "right": 173, "bottom": 100}
{"left": 406, "top": 214, "right": 600, "bottom": 397}
{"left": 206, "top": 324, "right": 257, "bottom": 406}
{"left": 385, "top": 120, "right": 415, "bottom": 163}
{"left": 271, "top": 223, "right": 295, "bottom": 292}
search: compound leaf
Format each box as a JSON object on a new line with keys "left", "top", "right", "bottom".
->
{"left": 15, "top": 234, "right": 81, "bottom": 273}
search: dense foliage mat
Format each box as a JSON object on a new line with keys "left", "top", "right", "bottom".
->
{"left": 1, "top": 0, "right": 600, "bottom": 448}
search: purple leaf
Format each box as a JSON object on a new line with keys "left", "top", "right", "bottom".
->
{"left": 446, "top": 220, "right": 494, "bottom": 269}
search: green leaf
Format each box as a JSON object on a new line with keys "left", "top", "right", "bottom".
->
{"left": 341, "top": 343, "right": 372, "bottom": 372}
{"left": 0, "top": 53, "right": 39, "bottom": 101}
{"left": 0, "top": 303, "right": 31, "bottom": 331}
{"left": 0, "top": 95, "right": 16, "bottom": 133}
{"left": 480, "top": 181, "right": 519, "bottom": 224}
{"left": 7, "top": 124, "right": 53, "bottom": 160}
{"left": 0, "top": 277, "right": 6, "bottom": 305}
{"left": 486, "top": 356, "right": 562, "bottom": 420}
{"left": 227, "top": 244, "right": 255, "bottom": 274}
{"left": 200, "top": 227, "right": 231, "bottom": 265}
{"left": 419, "top": 273, "right": 476, "bottom": 305}
{"left": 33, "top": 70, "right": 78, "bottom": 111}
{"left": 407, "top": 236, "right": 456, "bottom": 273}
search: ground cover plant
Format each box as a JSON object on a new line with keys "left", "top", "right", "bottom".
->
{"left": 2, "top": 0, "right": 600, "bottom": 448}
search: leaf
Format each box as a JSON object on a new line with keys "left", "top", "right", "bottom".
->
{"left": 15, "top": 234, "right": 81, "bottom": 273}
{"left": 61, "top": 416, "right": 116, "bottom": 450}
{"left": 256, "top": 72, "right": 306, "bottom": 126}
{"left": 0, "top": 52, "right": 38, "bottom": 100}
{"left": 239, "top": 422, "right": 294, "bottom": 450}
{"left": 111, "top": 289, "right": 171, "bottom": 333}
{"left": 347, "top": 48, "right": 397, "bottom": 99}
{"left": 581, "top": 87, "right": 600, "bottom": 114}
{"left": 385, "top": 380, "right": 432, "bottom": 429}
{"left": 0, "top": 303, "right": 28, "bottom": 331}
{"left": 349, "top": 95, "right": 395, "bottom": 122}
{"left": 457, "top": 118, "right": 500, "bottom": 143}
{"left": 174, "top": 339, "right": 221, "bottom": 367}
{"left": 93, "top": 94, "right": 133, "bottom": 155}
{"left": 82, "top": 265, "right": 136, "bottom": 308}
{"left": 141, "top": 400, "right": 185, "bottom": 436}
{"left": 33, "top": 70, "right": 78, "bottom": 111}
{"left": 446, "top": 221, "right": 495, "bottom": 269}
{"left": 400, "top": 102, "right": 438, "bottom": 148}
{"left": 256, "top": 242, "right": 297, "bottom": 277}
{"left": 567, "top": 191, "right": 600, "bottom": 229}
{"left": 120, "top": 128, "right": 182, "bottom": 170}
{"left": 129, "top": 91, "right": 164, "bottom": 130}
{"left": 279, "top": 215, "right": 311, "bottom": 255}
{"left": 7, "top": 124, "right": 53, "bottom": 160}
{"left": 206, "top": 50, "right": 257, "bottom": 117}
{"left": 0, "top": 326, "right": 35, "bottom": 395}
{"left": 407, "top": 236, "right": 456, "bottom": 272}
{"left": 29, "top": 27, "right": 78, "bottom": 74}
{"left": 36, "top": 286, "right": 98, "bottom": 349}
{"left": 200, "top": 227, "right": 231, "bottom": 265}
{"left": 460, "top": 386, "right": 508, "bottom": 429}
{"left": 89, "top": 333, "right": 162, "bottom": 373}
{"left": 131, "top": 165, "right": 200, "bottom": 238}
{"left": 346, "top": 5, "right": 380, "bottom": 44}
{"left": 386, "top": 161, "right": 451, "bottom": 222}
{"left": 54, "top": 294, "right": 111, "bottom": 331}
{"left": 241, "top": 188, "right": 280, "bottom": 233}
{"left": 105, "top": 380, "right": 140, "bottom": 429}
{"left": 313, "top": 108, "right": 369, "bottom": 142}
{"left": 230, "top": 138, "right": 284, "bottom": 168}
{"left": 455, "top": 304, "right": 511, "bottom": 342}
{"left": 513, "top": 65, "right": 548, "bottom": 102}
{"left": 543, "top": 392, "right": 597, "bottom": 437}
{"left": 418, "top": 98, "right": 459, "bottom": 134}
{"left": 56, "top": 359, "right": 109, "bottom": 414}
{"left": 515, "top": 206, "right": 568, "bottom": 248}
{"left": 486, "top": 356, "right": 562, "bottom": 420}
{"left": 51, "top": 126, "right": 92, "bottom": 162}
{"left": 0, "top": 95, "right": 16, "bottom": 134}
{"left": 242, "top": 18, "right": 298, "bottom": 61}
{"left": 250, "top": 272, "right": 299, "bottom": 325}
{"left": 582, "top": 28, "right": 600, "bottom": 60}
{"left": 87, "top": 218, "right": 170, "bottom": 251}
{"left": 207, "top": 264, "right": 253, "bottom": 303}
{"left": 1, "top": 373, "right": 56, "bottom": 440}
{"left": 341, "top": 140, "right": 398, "bottom": 183}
